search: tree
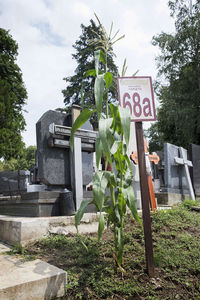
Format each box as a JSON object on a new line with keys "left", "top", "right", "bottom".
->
{"left": 148, "top": 0, "right": 200, "bottom": 150}
{"left": 0, "top": 28, "right": 27, "bottom": 160}
{"left": 62, "top": 19, "right": 119, "bottom": 129}
{"left": 1, "top": 145, "right": 36, "bottom": 171}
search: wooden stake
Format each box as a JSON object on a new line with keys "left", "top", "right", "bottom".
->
{"left": 135, "top": 122, "right": 155, "bottom": 277}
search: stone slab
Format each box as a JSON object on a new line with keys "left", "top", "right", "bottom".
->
{"left": 156, "top": 192, "right": 190, "bottom": 206}
{"left": 0, "top": 256, "right": 66, "bottom": 300}
{"left": 0, "top": 191, "right": 61, "bottom": 217}
{"left": 0, "top": 203, "right": 60, "bottom": 217}
{"left": 0, "top": 213, "right": 101, "bottom": 246}
{"left": 0, "top": 242, "right": 11, "bottom": 253}
{"left": 49, "top": 222, "right": 99, "bottom": 235}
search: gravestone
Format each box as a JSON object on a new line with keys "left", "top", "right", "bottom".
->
{"left": 36, "top": 110, "right": 94, "bottom": 191}
{"left": 0, "top": 108, "right": 96, "bottom": 217}
{"left": 189, "top": 144, "right": 200, "bottom": 198}
{"left": 36, "top": 110, "right": 71, "bottom": 187}
{"left": 164, "top": 143, "right": 190, "bottom": 193}
{"left": 0, "top": 171, "right": 30, "bottom": 196}
{"left": 156, "top": 143, "right": 192, "bottom": 205}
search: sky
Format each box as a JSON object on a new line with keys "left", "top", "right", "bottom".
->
{"left": 0, "top": 0, "right": 175, "bottom": 146}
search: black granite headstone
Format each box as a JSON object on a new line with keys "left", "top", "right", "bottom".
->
{"left": 36, "top": 110, "right": 71, "bottom": 187}
{"left": 189, "top": 144, "right": 200, "bottom": 197}
{"left": 0, "top": 171, "right": 30, "bottom": 195}
{"left": 36, "top": 110, "right": 94, "bottom": 189}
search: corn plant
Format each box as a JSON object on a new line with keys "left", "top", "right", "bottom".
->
{"left": 70, "top": 16, "right": 140, "bottom": 268}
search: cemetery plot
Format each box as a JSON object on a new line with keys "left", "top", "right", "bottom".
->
{"left": 24, "top": 206, "right": 200, "bottom": 299}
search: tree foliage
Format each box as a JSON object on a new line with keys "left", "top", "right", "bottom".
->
{"left": 1, "top": 145, "right": 36, "bottom": 171}
{"left": 0, "top": 28, "right": 27, "bottom": 160}
{"left": 62, "top": 19, "right": 119, "bottom": 129}
{"left": 148, "top": 0, "right": 200, "bottom": 150}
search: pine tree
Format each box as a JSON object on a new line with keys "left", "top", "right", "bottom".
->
{"left": 62, "top": 19, "right": 119, "bottom": 129}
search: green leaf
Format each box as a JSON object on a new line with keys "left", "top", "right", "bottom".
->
{"left": 80, "top": 83, "right": 84, "bottom": 107}
{"left": 110, "top": 141, "right": 121, "bottom": 155}
{"left": 124, "top": 186, "right": 141, "bottom": 224}
{"left": 123, "top": 166, "right": 133, "bottom": 188}
{"left": 94, "top": 75, "right": 104, "bottom": 120}
{"left": 99, "top": 49, "right": 106, "bottom": 65}
{"left": 99, "top": 117, "right": 113, "bottom": 167}
{"left": 75, "top": 200, "right": 90, "bottom": 230}
{"left": 69, "top": 109, "right": 94, "bottom": 151}
{"left": 115, "top": 226, "right": 123, "bottom": 266}
{"left": 98, "top": 213, "right": 105, "bottom": 241}
{"left": 94, "top": 50, "right": 100, "bottom": 76}
{"left": 85, "top": 69, "right": 96, "bottom": 77}
{"left": 110, "top": 103, "right": 117, "bottom": 116}
{"left": 104, "top": 72, "right": 113, "bottom": 90}
{"left": 124, "top": 153, "right": 133, "bottom": 175}
{"left": 118, "top": 106, "right": 130, "bottom": 147}
{"left": 93, "top": 171, "right": 109, "bottom": 211}
{"left": 95, "top": 137, "right": 103, "bottom": 169}
{"left": 118, "top": 191, "right": 126, "bottom": 216}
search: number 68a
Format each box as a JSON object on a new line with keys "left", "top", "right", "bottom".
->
{"left": 123, "top": 92, "right": 152, "bottom": 118}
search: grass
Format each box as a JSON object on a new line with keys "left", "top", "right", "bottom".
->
{"left": 22, "top": 203, "right": 200, "bottom": 300}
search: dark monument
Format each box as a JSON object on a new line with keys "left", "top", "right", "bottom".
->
{"left": 0, "top": 107, "right": 97, "bottom": 217}
{"left": 189, "top": 144, "right": 200, "bottom": 198}
{"left": 0, "top": 171, "right": 30, "bottom": 196}
{"left": 36, "top": 110, "right": 71, "bottom": 187}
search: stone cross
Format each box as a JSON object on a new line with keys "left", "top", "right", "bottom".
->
{"left": 174, "top": 147, "right": 195, "bottom": 200}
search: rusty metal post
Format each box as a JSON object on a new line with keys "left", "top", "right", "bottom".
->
{"left": 135, "top": 121, "right": 155, "bottom": 277}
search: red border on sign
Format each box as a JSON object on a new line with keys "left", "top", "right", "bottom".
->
{"left": 117, "top": 76, "right": 156, "bottom": 122}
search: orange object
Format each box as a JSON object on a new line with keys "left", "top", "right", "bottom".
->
{"left": 130, "top": 140, "right": 160, "bottom": 211}
{"left": 148, "top": 174, "right": 157, "bottom": 212}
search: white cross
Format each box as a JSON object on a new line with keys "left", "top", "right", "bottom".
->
{"left": 174, "top": 147, "right": 195, "bottom": 200}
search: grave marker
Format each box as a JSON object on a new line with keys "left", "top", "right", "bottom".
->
{"left": 189, "top": 144, "right": 200, "bottom": 198}
{"left": 36, "top": 108, "right": 96, "bottom": 210}
{"left": 174, "top": 147, "right": 195, "bottom": 200}
{"left": 118, "top": 76, "right": 155, "bottom": 277}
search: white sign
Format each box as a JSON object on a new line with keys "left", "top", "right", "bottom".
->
{"left": 117, "top": 76, "right": 156, "bottom": 122}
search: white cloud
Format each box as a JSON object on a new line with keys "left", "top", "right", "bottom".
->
{"left": 73, "top": 2, "right": 91, "bottom": 18}
{"left": 0, "top": 0, "right": 174, "bottom": 146}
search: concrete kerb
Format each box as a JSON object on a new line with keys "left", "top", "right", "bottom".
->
{"left": 0, "top": 207, "right": 172, "bottom": 246}
{"left": 0, "top": 213, "right": 101, "bottom": 246}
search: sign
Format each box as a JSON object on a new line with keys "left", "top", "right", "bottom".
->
{"left": 117, "top": 76, "right": 156, "bottom": 276}
{"left": 49, "top": 123, "right": 97, "bottom": 139}
{"left": 117, "top": 76, "right": 156, "bottom": 122}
